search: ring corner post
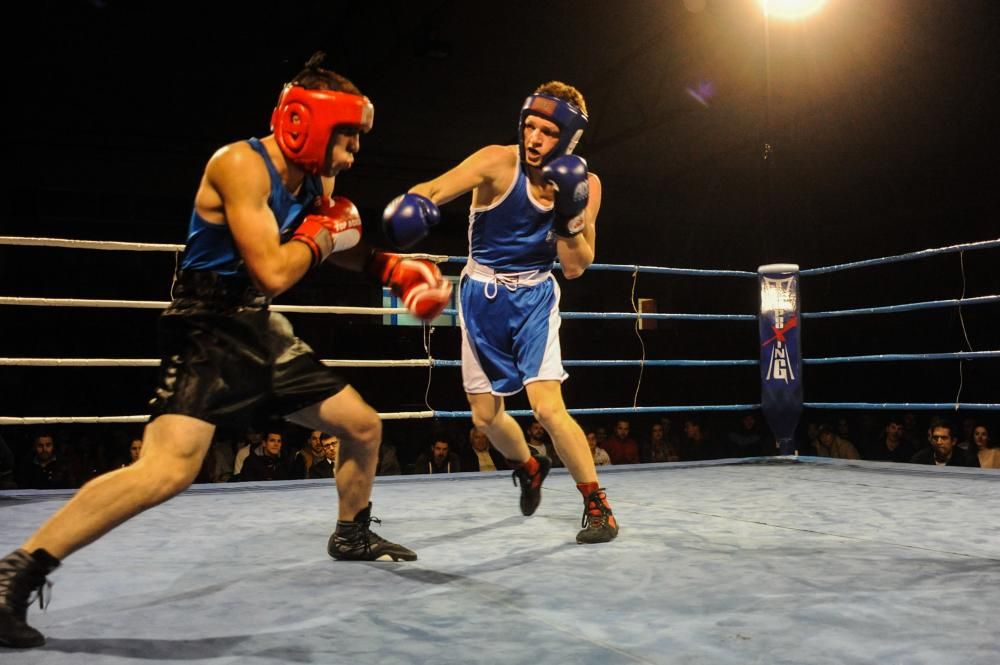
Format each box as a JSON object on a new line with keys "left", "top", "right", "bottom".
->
{"left": 758, "top": 264, "right": 803, "bottom": 455}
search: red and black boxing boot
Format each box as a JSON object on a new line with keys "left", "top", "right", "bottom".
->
{"left": 510, "top": 453, "right": 552, "bottom": 516}
{"left": 327, "top": 503, "right": 417, "bottom": 562}
{"left": 0, "top": 548, "right": 60, "bottom": 648}
{"left": 576, "top": 485, "right": 619, "bottom": 544}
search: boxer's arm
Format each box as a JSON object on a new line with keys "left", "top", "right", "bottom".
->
{"left": 556, "top": 172, "right": 601, "bottom": 279}
{"left": 408, "top": 145, "right": 513, "bottom": 205}
{"left": 210, "top": 145, "right": 313, "bottom": 296}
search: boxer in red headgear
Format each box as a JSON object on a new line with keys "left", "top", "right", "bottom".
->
{"left": 0, "top": 51, "right": 450, "bottom": 649}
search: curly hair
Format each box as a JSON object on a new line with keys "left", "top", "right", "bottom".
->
{"left": 290, "top": 51, "right": 362, "bottom": 96}
{"left": 533, "top": 81, "right": 587, "bottom": 116}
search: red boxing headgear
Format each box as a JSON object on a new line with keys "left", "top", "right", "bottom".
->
{"left": 270, "top": 84, "right": 374, "bottom": 174}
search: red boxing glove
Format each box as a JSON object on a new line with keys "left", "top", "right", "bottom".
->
{"left": 367, "top": 251, "right": 452, "bottom": 321}
{"left": 292, "top": 196, "right": 362, "bottom": 267}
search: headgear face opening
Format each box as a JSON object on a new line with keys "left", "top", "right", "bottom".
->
{"left": 517, "top": 94, "right": 588, "bottom": 167}
{"left": 270, "top": 84, "right": 374, "bottom": 174}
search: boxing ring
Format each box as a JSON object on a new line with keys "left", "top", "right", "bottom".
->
{"left": 2, "top": 235, "right": 1000, "bottom": 664}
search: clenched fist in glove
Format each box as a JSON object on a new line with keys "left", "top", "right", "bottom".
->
{"left": 366, "top": 250, "right": 452, "bottom": 321}
{"left": 542, "top": 155, "right": 589, "bottom": 237}
{"left": 292, "top": 196, "right": 363, "bottom": 267}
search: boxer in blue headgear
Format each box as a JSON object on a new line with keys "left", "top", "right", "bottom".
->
{"left": 380, "top": 81, "right": 618, "bottom": 545}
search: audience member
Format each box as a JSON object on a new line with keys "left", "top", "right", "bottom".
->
{"left": 726, "top": 413, "right": 772, "bottom": 458}
{"left": 813, "top": 423, "right": 860, "bottom": 460}
{"left": 240, "top": 430, "right": 293, "bottom": 481}
{"left": 865, "top": 416, "right": 915, "bottom": 463}
{"left": 460, "top": 427, "right": 508, "bottom": 472}
{"left": 641, "top": 422, "right": 675, "bottom": 463}
{"left": 910, "top": 418, "right": 979, "bottom": 467}
{"left": 971, "top": 422, "right": 999, "bottom": 469}
{"left": 586, "top": 430, "right": 611, "bottom": 466}
{"left": 525, "top": 420, "right": 563, "bottom": 467}
{"left": 377, "top": 442, "right": 402, "bottom": 476}
{"left": 678, "top": 417, "right": 723, "bottom": 462}
{"left": 603, "top": 419, "right": 640, "bottom": 465}
{"left": 16, "top": 433, "right": 75, "bottom": 490}
{"left": 413, "top": 437, "right": 461, "bottom": 474}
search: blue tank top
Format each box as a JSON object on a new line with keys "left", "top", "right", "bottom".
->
{"left": 180, "top": 138, "right": 322, "bottom": 277}
{"left": 469, "top": 162, "right": 556, "bottom": 272}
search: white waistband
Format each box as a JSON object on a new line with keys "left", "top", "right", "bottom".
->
{"left": 463, "top": 258, "right": 552, "bottom": 290}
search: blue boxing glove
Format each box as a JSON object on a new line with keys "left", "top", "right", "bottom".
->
{"left": 382, "top": 193, "right": 441, "bottom": 249}
{"left": 542, "top": 155, "right": 589, "bottom": 237}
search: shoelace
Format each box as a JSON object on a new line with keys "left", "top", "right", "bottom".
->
{"left": 580, "top": 494, "right": 610, "bottom": 529}
{"left": 28, "top": 580, "right": 53, "bottom": 612}
{"left": 511, "top": 467, "right": 540, "bottom": 489}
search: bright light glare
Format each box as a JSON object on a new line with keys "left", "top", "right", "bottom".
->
{"left": 761, "top": 0, "right": 827, "bottom": 20}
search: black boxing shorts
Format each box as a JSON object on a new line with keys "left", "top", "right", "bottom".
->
{"left": 147, "top": 270, "right": 348, "bottom": 427}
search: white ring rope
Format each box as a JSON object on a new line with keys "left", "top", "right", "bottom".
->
{"left": 0, "top": 411, "right": 436, "bottom": 425}
{"left": 0, "top": 236, "right": 449, "bottom": 263}
{"left": 0, "top": 358, "right": 432, "bottom": 368}
{"left": 0, "top": 297, "right": 409, "bottom": 315}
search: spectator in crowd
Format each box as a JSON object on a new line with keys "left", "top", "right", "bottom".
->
{"left": 240, "top": 430, "right": 293, "bottom": 481}
{"left": 293, "top": 430, "right": 327, "bottom": 479}
{"left": 678, "top": 417, "right": 723, "bottom": 462}
{"left": 910, "top": 418, "right": 979, "bottom": 467}
{"left": 971, "top": 422, "right": 999, "bottom": 469}
{"left": 814, "top": 423, "right": 861, "bottom": 460}
{"left": 525, "top": 420, "right": 562, "bottom": 467}
{"left": 128, "top": 438, "right": 143, "bottom": 465}
{"left": 726, "top": 412, "right": 771, "bottom": 458}
{"left": 307, "top": 435, "right": 339, "bottom": 480}
{"left": 413, "top": 437, "right": 461, "bottom": 474}
{"left": 16, "top": 433, "right": 75, "bottom": 490}
{"left": 377, "top": 441, "right": 402, "bottom": 476}
{"left": 461, "top": 427, "right": 508, "bottom": 472}
{"left": 956, "top": 416, "right": 978, "bottom": 453}
{"left": 604, "top": 419, "right": 640, "bottom": 465}
{"left": 641, "top": 422, "right": 675, "bottom": 463}
{"left": 232, "top": 428, "right": 263, "bottom": 479}
{"left": 586, "top": 430, "right": 611, "bottom": 466}
{"left": 865, "top": 415, "right": 915, "bottom": 463}
{"left": 901, "top": 412, "right": 923, "bottom": 452}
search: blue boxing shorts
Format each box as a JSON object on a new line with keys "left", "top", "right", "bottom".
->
{"left": 459, "top": 259, "right": 568, "bottom": 396}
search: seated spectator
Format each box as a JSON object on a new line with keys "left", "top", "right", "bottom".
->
{"left": 972, "top": 422, "right": 1000, "bottom": 469}
{"left": 866, "top": 416, "right": 915, "bottom": 463}
{"left": 525, "top": 420, "right": 562, "bottom": 467}
{"left": 910, "top": 418, "right": 980, "bottom": 467}
{"left": 306, "top": 434, "right": 338, "bottom": 480}
{"left": 127, "top": 437, "right": 143, "bottom": 465}
{"left": 413, "top": 437, "right": 461, "bottom": 474}
{"left": 586, "top": 430, "right": 611, "bottom": 466}
{"left": 17, "top": 432, "right": 76, "bottom": 489}
{"left": 604, "top": 419, "right": 640, "bottom": 465}
{"left": 726, "top": 412, "right": 771, "bottom": 458}
{"left": 240, "top": 430, "right": 293, "bottom": 481}
{"left": 232, "top": 427, "right": 263, "bottom": 478}
{"left": 641, "top": 422, "right": 675, "bottom": 463}
{"left": 293, "top": 430, "right": 326, "bottom": 479}
{"left": 678, "top": 417, "right": 724, "bottom": 462}
{"left": 377, "top": 441, "right": 402, "bottom": 476}
{"left": 814, "top": 423, "right": 860, "bottom": 460}
{"left": 461, "top": 427, "right": 508, "bottom": 472}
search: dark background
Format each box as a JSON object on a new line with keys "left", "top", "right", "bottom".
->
{"left": 2, "top": 0, "right": 998, "bottom": 456}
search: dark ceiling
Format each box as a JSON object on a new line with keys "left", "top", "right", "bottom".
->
{"left": 8, "top": 0, "right": 1000, "bottom": 269}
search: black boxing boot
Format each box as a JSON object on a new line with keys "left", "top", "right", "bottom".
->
{"left": 327, "top": 503, "right": 417, "bottom": 562}
{"left": 0, "top": 549, "right": 60, "bottom": 648}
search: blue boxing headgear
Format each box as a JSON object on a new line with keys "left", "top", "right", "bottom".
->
{"left": 518, "top": 94, "right": 589, "bottom": 167}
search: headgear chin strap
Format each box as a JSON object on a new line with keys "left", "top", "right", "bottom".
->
{"left": 270, "top": 84, "right": 374, "bottom": 174}
{"left": 517, "top": 94, "right": 589, "bottom": 167}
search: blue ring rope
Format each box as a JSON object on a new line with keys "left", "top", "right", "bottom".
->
{"left": 806, "top": 402, "right": 1000, "bottom": 411}
{"left": 430, "top": 359, "right": 758, "bottom": 367}
{"left": 442, "top": 256, "right": 756, "bottom": 278}
{"left": 439, "top": 308, "right": 754, "bottom": 321}
{"left": 802, "top": 294, "right": 1000, "bottom": 319}
{"left": 800, "top": 238, "right": 1000, "bottom": 276}
{"left": 432, "top": 404, "right": 762, "bottom": 418}
{"left": 804, "top": 351, "right": 1000, "bottom": 364}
